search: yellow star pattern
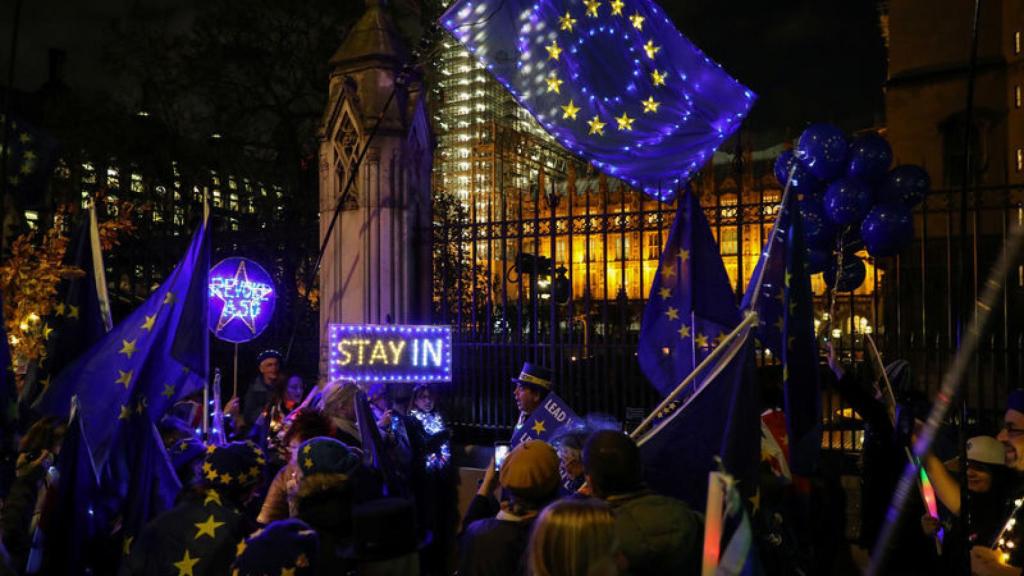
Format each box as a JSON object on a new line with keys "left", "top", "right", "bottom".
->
{"left": 665, "top": 306, "right": 679, "bottom": 320}
{"left": 695, "top": 333, "right": 709, "bottom": 348}
{"left": 651, "top": 69, "right": 666, "bottom": 86}
{"left": 559, "top": 11, "right": 577, "bottom": 32}
{"left": 235, "top": 540, "right": 247, "bottom": 557}
{"left": 545, "top": 40, "right": 562, "bottom": 61}
{"left": 561, "top": 100, "right": 580, "bottom": 120}
{"left": 205, "top": 468, "right": 219, "bottom": 482}
{"left": 660, "top": 263, "right": 676, "bottom": 279}
{"left": 119, "top": 404, "right": 133, "bottom": 420}
{"left": 119, "top": 339, "right": 138, "bottom": 360}
{"left": 123, "top": 536, "right": 133, "bottom": 556}
{"left": 678, "top": 248, "right": 690, "bottom": 265}
{"left": 220, "top": 472, "right": 233, "bottom": 484}
{"left": 141, "top": 314, "right": 157, "bottom": 331}
{"left": 67, "top": 305, "right": 80, "bottom": 319}
{"left": 714, "top": 333, "right": 726, "bottom": 348}
{"left": 18, "top": 133, "right": 31, "bottom": 144}
{"left": 531, "top": 419, "right": 547, "bottom": 435}
{"left": 658, "top": 287, "right": 671, "bottom": 300}
{"left": 615, "top": 112, "right": 635, "bottom": 131}
{"left": 643, "top": 40, "right": 661, "bottom": 59}
{"left": 163, "top": 292, "right": 176, "bottom": 305}
{"left": 173, "top": 549, "right": 200, "bottom": 576}
{"left": 546, "top": 74, "right": 563, "bottom": 94}
{"left": 55, "top": 303, "right": 66, "bottom": 316}
{"left": 583, "top": 0, "right": 600, "bottom": 17}
{"left": 609, "top": 0, "right": 624, "bottom": 15}
{"left": 641, "top": 96, "right": 660, "bottom": 113}
{"left": 204, "top": 490, "right": 222, "bottom": 506}
{"left": 194, "top": 514, "right": 225, "bottom": 540}
{"left": 629, "top": 12, "right": 645, "bottom": 30}
{"left": 116, "top": 369, "right": 134, "bottom": 389}
{"left": 304, "top": 457, "right": 313, "bottom": 469}
{"left": 678, "top": 324, "right": 691, "bottom": 339}
{"left": 43, "top": 324, "right": 54, "bottom": 340}
{"left": 162, "top": 383, "right": 176, "bottom": 398}
{"left": 587, "top": 116, "right": 606, "bottom": 136}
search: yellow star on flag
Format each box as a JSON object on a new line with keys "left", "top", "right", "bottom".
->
{"left": 658, "top": 287, "right": 672, "bottom": 300}
{"left": 119, "top": 339, "right": 138, "bottom": 360}
{"left": 559, "top": 11, "right": 577, "bottom": 32}
{"left": 660, "top": 262, "right": 676, "bottom": 279}
{"left": 665, "top": 306, "right": 679, "bottom": 320}
{"left": 531, "top": 419, "right": 547, "bottom": 435}
{"left": 774, "top": 317, "right": 785, "bottom": 332}
{"left": 678, "top": 324, "right": 691, "bottom": 339}
{"left": 545, "top": 39, "right": 562, "bottom": 61}
{"left": 220, "top": 472, "right": 233, "bottom": 484}
{"left": 583, "top": 0, "right": 600, "bottom": 17}
{"left": 609, "top": 0, "right": 624, "bottom": 15}
{"left": 651, "top": 69, "right": 666, "bottom": 86}
{"left": 587, "top": 116, "right": 606, "bottom": 135}
{"left": 68, "top": 305, "right": 80, "bottom": 319}
{"left": 204, "top": 490, "right": 221, "bottom": 506}
{"left": 18, "top": 133, "right": 31, "bottom": 144}
{"left": 23, "top": 151, "right": 36, "bottom": 162}
{"left": 643, "top": 40, "right": 661, "bottom": 59}
{"left": 785, "top": 271, "right": 792, "bottom": 287}
{"left": 695, "top": 333, "right": 709, "bottom": 348}
{"left": 641, "top": 96, "right": 660, "bottom": 113}
{"left": 205, "top": 468, "right": 219, "bottom": 482}
{"left": 194, "top": 514, "right": 224, "bottom": 540}
{"left": 136, "top": 397, "right": 147, "bottom": 414}
{"left": 55, "top": 303, "right": 66, "bottom": 316}
{"left": 235, "top": 540, "right": 247, "bottom": 557}
{"left": 141, "top": 314, "right": 157, "bottom": 331}
{"left": 282, "top": 568, "right": 296, "bottom": 576}
{"left": 43, "top": 324, "right": 54, "bottom": 340}
{"left": 123, "top": 536, "right": 133, "bottom": 556}
{"left": 561, "top": 99, "right": 580, "bottom": 120}
{"left": 615, "top": 112, "right": 635, "bottom": 131}
{"left": 162, "top": 383, "right": 176, "bottom": 398}
{"left": 163, "top": 292, "right": 176, "bottom": 305}
{"left": 714, "top": 333, "right": 726, "bottom": 348}
{"left": 546, "top": 73, "right": 563, "bottom": 94}
{"left": 116, "top": 369, "right": 134, "bottom": 389}
{"left": 678, "top": 248, "right": 690, "bottom": 265}
{"left": 118, "top": 404, "right": 132, "bottom": 420}
{"left": 629, "top": 12, "right": 644, "bottom": 30}
{"left": 173, "top": 549, "right": 200, "bottom": 576}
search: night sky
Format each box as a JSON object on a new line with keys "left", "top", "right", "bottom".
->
{"left": 1, "top": 0, "right": 887, "bottom": 147}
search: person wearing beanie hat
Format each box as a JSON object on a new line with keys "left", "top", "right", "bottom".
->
{"left": 459, "top": 440, "right": 561, "bottom": 576}
{"left": 294, "top": 437, "right": 363, "bottom": 576}
{"left": 232, "top": 519, "right": 319, "bottom": 576}
{"left": 582, "top": 430, "right": 702, "bottom": 575}
{"left": 226, "top": 349, "right": 284, "bottom": 435}
{"left": 123, "top": 441, "right": 265, "bottom": 576}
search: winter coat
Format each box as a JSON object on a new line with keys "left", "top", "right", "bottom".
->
{"left": 605, "top": 489, "right": 703, "bottom": 576}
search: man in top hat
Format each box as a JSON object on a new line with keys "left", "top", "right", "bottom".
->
{"left": 511, "top": 362, "right": 553, "bottom": 433}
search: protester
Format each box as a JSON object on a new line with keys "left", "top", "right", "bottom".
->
{"left": 226, "top": 349, "right": 284, "bottom": 435}
{"left": 410, "top": 383, "right": 452, "bottom": 472}
{"left": 318, "top": 380, "right": 362, "bottom": 447}
{"left": 367, "top": 383, "right": 417, "bottom": 498}
{"left": 232, "top": 518, "right": 320, "bottom": 576}
{"left": 121, "top": 441, "right": 265, "bottom": 576}
{"left": 258, "top": 409, "right": 334, "bottom": 524}
{"left": 582, "top": 430, "right": 702, "bottom": 575}
{"left": 512, "top": 363, "right": 553, "bottom": 431}
{"left": 527, "top": 498, "right": 620, "bottom": 576}
{"left": 460, "top": 439, "right": 561, "bottom": 576}
{"left": 169, "top": 436, "right": 208, "bottom": 489}
{"left": 294, "top": 436, "right": 363, "bottom": 576}
{"left": 550, "top": 426, "right": 592, "bottom": 495}
{"left": 410, "top": 383, "right": 457, "bottom": 574}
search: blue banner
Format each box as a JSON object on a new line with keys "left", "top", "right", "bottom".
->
{"left": 511, "top": 391, "right": 580, "bottom": 446}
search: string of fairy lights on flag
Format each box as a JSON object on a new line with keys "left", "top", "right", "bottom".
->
{"left": 441, "top": 0, "right": 754, "bottom": 202}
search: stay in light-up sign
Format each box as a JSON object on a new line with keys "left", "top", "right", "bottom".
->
{"left": 328, "top": 324, "right": 452, "bottom": 383}
{"left": 208, "top": 257, "right": 276, "bottom": 343}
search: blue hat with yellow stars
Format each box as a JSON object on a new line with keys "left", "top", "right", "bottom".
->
{"left": 171, "top": 436, "right": 207, "bottom": 471}
{"left": 203, "top": 441, "right": 266, "bottom": 489}
{"left": 296, "top": 437, "right": 360, "bottom": 477}
{"left": 232, "top": 519, "right": 319, "bottom": 576}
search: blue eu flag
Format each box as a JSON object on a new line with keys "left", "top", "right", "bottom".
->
{"left": 638, "top": 188, "right": 740, "bottom": 397}
{"left": 440, "top": 0, "right": 754, "bottom": 202}
{"left": 510, "top": 392, "right": 580, "bottom": 446}
{"left": 35, "top": 218, "right": 210, "bottom": 478}
{"left": 741, "top": 193, "right": 822, "bottom": 475}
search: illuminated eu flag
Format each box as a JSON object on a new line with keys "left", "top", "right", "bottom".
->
{"left": 440, "top": 0, "right": 754, "bottom": 201}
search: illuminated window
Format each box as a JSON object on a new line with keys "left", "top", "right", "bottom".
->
{"left": 153, "top": 211, "right": 163, "bottom": 223}
{"left": 229, "top": 193, "right": 239, "bottom": 211}
{"left": 719, "top": 194, "right": 738, "bottom": 218}
{"left": 646, "top": 232, "right": 662, "bottom": 259}
{"left": 130, "top": 172, "right": 144, "bottom": 193}
{"left": 213, "top": 189, "right": 222, "bottom": 207}
{"left": 1017, "top": 85, "right": 1022, "bottom": 108}
{"left": 1017, "top": 148, "right": 1023, "bottom": 172}
{"left": 106, "top": 166, "right": 119, "bottom": 189}
{"left": 81, "top": 162, "right": 96, "bottom": 185}
{"left": 24, "top": 210, "right": 38, "bottom": 230}
{"left": 719, "top": 227, "right": 738, "bottom": 254}
{"left": 1017, "top": 31, "right": 1022, "bottom": 54}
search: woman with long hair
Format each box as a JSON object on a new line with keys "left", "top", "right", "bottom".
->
{"left": 527, "top": 498, "right": 621, "bottom": 576}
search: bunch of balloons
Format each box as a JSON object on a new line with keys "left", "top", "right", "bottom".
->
{"left": 773, "top": 123, "right": 930, "bottom": 291}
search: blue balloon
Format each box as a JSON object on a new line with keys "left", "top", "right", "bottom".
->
{"left": 795, "top": 123, "right": 848, "bottom": 181}
{"left": 805, "top": 247, "right": 832, "bottom": 274}
{"left": 823, "top": 178, "right": 874, "bottom": 226}
{"left": 823, "top": 257, "right": 867, "bottom": 292}
{"left": 774, "top": 150, "right": 822, "bottom": 196}
{"left": 861, "top": 203, "right": 914, "bottom": 257}
{"left": 799, "top": 200, "right": 835, "bottom": 249}
{"left": 846, "top": 133, "right": 892, "bottom": 184}
{"left": 880, "top": 165, "right": 930, "bottom": 206}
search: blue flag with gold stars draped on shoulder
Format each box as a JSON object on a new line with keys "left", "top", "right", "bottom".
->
{"left": 440, "top": 0, "right": 754, "bottom": 202}
{"left": 637, "top": 188, "right": 740, "bottom": 397}
{"left": 741, "top": 192, "right": 822, "bottom": 476}
{"left": 34, "top": 217, "right": 210, "bottom": 478}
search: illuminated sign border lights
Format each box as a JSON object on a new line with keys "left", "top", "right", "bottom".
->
{"left": 208, "top": 257, "right": 276, "bottom": 343}
{"left": 328, "top": 324, "right": 453, "bottom": 383}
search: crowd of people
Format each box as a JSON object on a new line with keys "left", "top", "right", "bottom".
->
{"left": 2, "top": 347, "right": 1024, "bottom": 575}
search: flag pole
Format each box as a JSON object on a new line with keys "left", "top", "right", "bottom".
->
{"left": 745, "top": 164, "right": 796, "bottom": 312}
{"left": 631, "top": 311, "right": 758, "bottom": 440}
